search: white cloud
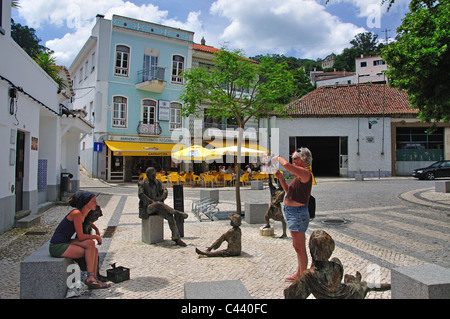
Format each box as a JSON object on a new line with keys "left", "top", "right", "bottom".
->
{"left": 210, "top": 0, "right": 366, "bottom": 58}
{"left": 15, "top": 0, "right": 374, "bottom": 65}
{"left": 16, "top": 0, "right": 204, "bottom": 66}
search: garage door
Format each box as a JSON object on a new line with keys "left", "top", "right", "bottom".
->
{"left": 290, "top": 137, "right": 341, "bottom": 176}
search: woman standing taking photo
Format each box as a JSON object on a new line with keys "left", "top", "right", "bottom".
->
{"left": 272, "top": 148, "right": 313, "bottom": 282}
{"left": 49, "top": 190, "right": 110, "bottom": 289}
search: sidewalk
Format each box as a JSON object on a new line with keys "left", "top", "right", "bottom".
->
{"left": 0, "top": 172, "right": 448, "bottom": 299}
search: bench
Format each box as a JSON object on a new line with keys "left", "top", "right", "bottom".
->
{"left": 184, "top": 279, "right": 252, "bottom": 299}
{"left": 20, "top": 241, "right": 75, "bottom": 299}
{"left": 191, "top": 198, "right": 220, "bottom": 221}
{"left": 391, "top": 264, "right": 450, "bottom": 299}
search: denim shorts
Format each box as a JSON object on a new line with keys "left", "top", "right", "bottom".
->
{"left": 284, "top": 205, "right": 309, "bottom": 232}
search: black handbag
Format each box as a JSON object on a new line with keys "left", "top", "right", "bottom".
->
{"left": 308, "top": 195, "right": 316, "bottom": 220}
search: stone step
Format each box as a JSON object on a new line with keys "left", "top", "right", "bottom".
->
{"left": 15, "top": 209, "right": 31, "bottom": 221}
{"left": 16, "top": 214, "right": 41, "bottom": 228}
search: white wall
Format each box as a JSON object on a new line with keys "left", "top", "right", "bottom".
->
{"left": 271, "top": 116, "right": 392, "bottom": 177}
{"left": 0, "top": 0, "right": 60, "bottom": 233}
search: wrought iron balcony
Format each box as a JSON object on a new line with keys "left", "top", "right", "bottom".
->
{"left": 135, "top": 67, "right": 166, "bottom": 93}
{"left": 137, "top": 121, "right": 162, "bottom": 136}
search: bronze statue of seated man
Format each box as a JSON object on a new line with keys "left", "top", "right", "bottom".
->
{"left": 138, "top": 167, "right": 188, "bottom": 246}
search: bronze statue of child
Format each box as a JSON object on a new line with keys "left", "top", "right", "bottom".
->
{"left": 263, "top": 174, "right": 287, "bottom": 238}
{"left": 195, "top": 214, "right": 242, "bottom": 257}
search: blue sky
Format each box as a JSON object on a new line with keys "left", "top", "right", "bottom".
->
{"left": 11, "top": 0, "right": 410, "bottom": 67}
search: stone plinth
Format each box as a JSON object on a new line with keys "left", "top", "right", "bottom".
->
{"left": 20, "top": 241, "right": 75, "bottom": 299}
{"left": 244, "top": 203, "right": 268, "bottom": 224}
{"left": 260, "top": 225, "right": 274, "bottom": 236}
{"left": 142, "top": 215, "right": 164, "bottom": 244}
{"left": 391, "top": 264, "right": 450, "bottom": 299}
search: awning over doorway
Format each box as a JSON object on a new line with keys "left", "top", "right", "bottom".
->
{"left": 104, "top": 141, "right": 176, "bottom": 156}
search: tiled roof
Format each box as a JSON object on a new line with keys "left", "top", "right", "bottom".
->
{"left": 315, "top": 71, "right": 355, "bottom": 82}
{"left": 285, "top": 84, "right": 418, "bottom": 117}
{"left": 193, "top": 43, "right": 221, "bottom": 54}
{"left": 193, "top": 43, "right": 258, "bottom": 63}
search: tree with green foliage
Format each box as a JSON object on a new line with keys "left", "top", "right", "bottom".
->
{"left": 250, "top": 54, "right": 318, "bottom": 97}
{"left": 11, "top": 18, "right": 65, "bottom": 92}
{"left": 33, "top": 51, "right": 66, "bottom": 92}
{"left": 10, "top": 19, "right": 49, "bottom": 58}
{"left": 382, "top": 0, "right": 450, "bottom": 124}
{"left": 292, "top": 68, "right": 315, "bottom": 98}
{"left": 180, "top": 48, "right": 296, "bottom": 214}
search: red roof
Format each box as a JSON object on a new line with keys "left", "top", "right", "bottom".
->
{"left": 285, "top": 84, "right": 418, "bottom": 117}
{"left": 193, "top": 43, "right": 258, "bottom": 63}
{"left": 193, "top": 43, "right": 221, "bottom": 54}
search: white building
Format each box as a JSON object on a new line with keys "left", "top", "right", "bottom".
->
{"left": 314, "top": 71, "right": 355, "bottom": 87}
{"left": 312, "top": 55, "right": 387, "bottom": 88}
{"left": 261, "top": 84, "right": 450, "bottom": 178}
{"left": 356, "top": 55, "right": 388, "bottom": 84}
{"left": 0, "top": 0, "right": 91, "bottom": 234}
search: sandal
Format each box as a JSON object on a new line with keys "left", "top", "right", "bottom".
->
{"left": 85, "top": 279, "right": 111, "bottom": 289}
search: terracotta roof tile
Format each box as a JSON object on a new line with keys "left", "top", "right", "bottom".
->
{"left": 285, "top": 84, "right": 418, "bottom": 117}
{"left": 193, "top": 43, "right": 221, "bottom": 54}
{"left": 193, "top": 43, "right": 258, "bottom": 63}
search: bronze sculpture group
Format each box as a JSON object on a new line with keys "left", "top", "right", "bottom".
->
{"left": 137, "top": 169, "right": 390, "bottom": 299}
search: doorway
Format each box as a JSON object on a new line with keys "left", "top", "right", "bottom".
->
{"left": 290, "top": 136, "right": 340, "bottom": 176}
{"left": 15, "top": 131, "right": 25, "bottom": 212}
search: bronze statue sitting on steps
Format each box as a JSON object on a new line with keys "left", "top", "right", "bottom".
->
{"left": 284, "top": 229, "right": 391, "bottom": 299}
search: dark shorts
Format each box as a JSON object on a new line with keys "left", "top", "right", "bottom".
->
{"left": 284, "top": 205, "right": 309, "bottom": 232}
{"left": 49, "top": 242, "right": 70, "bottom": 258}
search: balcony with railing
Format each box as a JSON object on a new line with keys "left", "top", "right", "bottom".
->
{"left": 135, "top": 67, "right": 166, "bottom": 93}
{"left": 137, "top": 121, "right": 162, "bottom": 136}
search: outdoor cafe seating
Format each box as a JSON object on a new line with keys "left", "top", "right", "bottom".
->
{"left": 138, "top": 169, "right": 273, "bottom": 188}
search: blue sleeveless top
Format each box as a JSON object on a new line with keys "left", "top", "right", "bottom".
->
{"left": 50, "top": 212, "right": 76, "bottom": 244}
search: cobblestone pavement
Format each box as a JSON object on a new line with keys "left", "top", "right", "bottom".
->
{"left": 1, "top": 171, "right": 449, "bottom": 299}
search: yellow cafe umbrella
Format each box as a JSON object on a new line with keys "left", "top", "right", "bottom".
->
{"left": 171, "top": 145, "right": 221, "bottom": 161}
{"left": 213, "top": 145, "right": 266, "bottom": 156}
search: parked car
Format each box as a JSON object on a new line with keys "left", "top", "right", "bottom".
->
{"left": 412, "top": 160, "right": 450, "bottom": 180}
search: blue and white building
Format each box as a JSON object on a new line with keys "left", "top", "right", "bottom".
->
{"left": 70, "top": 14, "right": 194, "bottom": 181}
